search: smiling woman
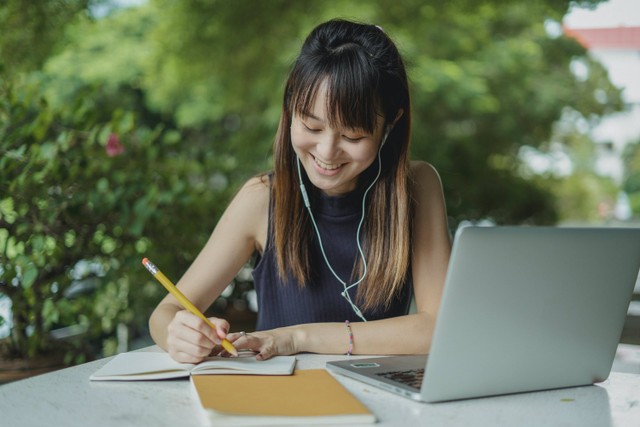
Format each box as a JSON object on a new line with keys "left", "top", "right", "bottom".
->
{"left": 149, "top": 19, "right": 452, "bottom": 364}
{"left": 290, "top": 80, "right": 387, "bottom": 197}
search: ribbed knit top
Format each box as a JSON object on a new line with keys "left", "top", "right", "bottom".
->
{"left": 252, "top": 187, "right": 412, "bottom": 330}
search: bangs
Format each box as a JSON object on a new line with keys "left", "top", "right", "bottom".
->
{"left": 288, "top": 44, "right": 382, "bottom": 134}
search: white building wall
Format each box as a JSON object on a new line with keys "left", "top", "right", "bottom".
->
{"left": 587, "top": 47, "right": 640, "bottom": 185}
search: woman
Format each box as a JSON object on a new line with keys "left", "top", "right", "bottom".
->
{"left": 149, "top": 19, "right": 451, "bottom": 362}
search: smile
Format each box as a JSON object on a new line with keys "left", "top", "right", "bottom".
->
{"left": 313, "top": 155, "right": 343, "bottom": 170}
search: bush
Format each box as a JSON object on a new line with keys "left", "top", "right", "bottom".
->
{"left": 0, "top": 74, "right": 234, "bottom": 362}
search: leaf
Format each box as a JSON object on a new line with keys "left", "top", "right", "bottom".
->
{"left": 21, "top": 263, "right": 38, "bottom": 289}
{"left": 0, "top": 197, "right": 16, "bottom": 223}
{"left": 0, "top": 228, "right": 8, "bottom": 254}
{"left": 42, "top": 298, "right": 60, "bottom": 327}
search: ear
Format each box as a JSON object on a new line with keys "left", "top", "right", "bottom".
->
{"left": 391, "top": 108, "right": 404, "bottom": 127}
{"left": 382, "top": 109, "right": 404, "bottom": 145}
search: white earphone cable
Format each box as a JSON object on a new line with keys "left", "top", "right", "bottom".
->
{"left": 295, "top": 130, "right": 388, "bottom": 321}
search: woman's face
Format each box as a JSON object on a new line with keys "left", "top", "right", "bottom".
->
{"left": 290, "top": 81, "right": 385, "bottom": 197}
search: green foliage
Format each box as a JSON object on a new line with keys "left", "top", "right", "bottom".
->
{"left": 623, "top": 141, "right": 640, "bottom": 218}
{"left": 396, "top": 1, "right": 622, "bottom": 225}
{"left": 0, "top": 69, "right": 234, "bottom": 360}
{"left": 550, "top": 172, "right": 618, "bottom": 223}
{"left": 0, "top": 0, "right": 92, "bottom": 75}
{"left": 143, "top": 0, "right": 621, "bottom": 226}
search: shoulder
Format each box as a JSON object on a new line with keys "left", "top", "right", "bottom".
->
{"left": 409, "top": 160, "right": 444, "bottom": 196}
{"left": 224, "top": 174, "right": 270, "bottom": 250}
{"left": 235, "top": 174, "right": 270, "bottom": 203}
{"left": 228, "top": 174, "right": 270, "bottom": 220}
{"left": 408, "top": 160, "right": 447, "bottom": 223}
{"left": 410, "top": 159, "right": 439, "bottom": 177}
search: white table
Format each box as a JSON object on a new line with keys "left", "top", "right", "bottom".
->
{"left": 1, "top": 348, "right": 640, "bottom": 426}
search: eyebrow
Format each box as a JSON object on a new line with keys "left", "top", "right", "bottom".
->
{"left": 302, "top": 112, "right": 323, "bottom": 122}
{"left": 299, "top": 111, "right": 372, "bottom": 134}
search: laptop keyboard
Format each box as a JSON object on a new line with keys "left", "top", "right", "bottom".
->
{"left": 375, "top": 368, "right": 425, "bottom": 389}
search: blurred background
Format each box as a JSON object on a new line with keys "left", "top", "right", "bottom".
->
{"left": 1, "top": 0, "right": 639, "bottom": 380}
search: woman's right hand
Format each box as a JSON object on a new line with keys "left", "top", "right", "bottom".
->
{"left": 165, "top": 310, "right": 230, "bottom": 363}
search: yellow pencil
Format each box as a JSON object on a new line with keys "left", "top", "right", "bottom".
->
{"left": 142, "top": 257, "right": 238, "bottom": 357}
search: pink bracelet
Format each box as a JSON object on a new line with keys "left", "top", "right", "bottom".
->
{"left": 345, "top": 320, "right": 354, "bottom": 356}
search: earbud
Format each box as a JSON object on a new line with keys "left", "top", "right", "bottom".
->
{"left": 380, "top": 126, "right": 391, "bottom": 147}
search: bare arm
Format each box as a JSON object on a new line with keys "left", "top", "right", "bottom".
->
{"left": 149, "top": 176, "right": 269, "bottom": 362}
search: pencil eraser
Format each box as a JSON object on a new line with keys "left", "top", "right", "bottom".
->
{"left": 142, "top": 258, "right": 149, "bottom": 266}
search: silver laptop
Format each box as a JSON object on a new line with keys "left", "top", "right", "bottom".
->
{"left": 327, "top": 226, "right": 640, "bottom": 402}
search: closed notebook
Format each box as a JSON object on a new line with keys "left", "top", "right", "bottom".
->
{"left": 191, "top": 369, "right": 376, "bottom": 426}
{"left": 89, "top": 351, "right": 296, "bottom": 381}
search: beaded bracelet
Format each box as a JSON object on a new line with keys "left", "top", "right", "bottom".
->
{"left": 345, "top": 320, "right": 354, "bottom": 356}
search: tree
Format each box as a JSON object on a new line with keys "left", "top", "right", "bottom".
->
{"left": 141, "top": 0, "right": 621, "bottom": 226}
{"left": 388, "top": 1, "right": 622, "bottom": 224}
{"left": 0, "top": 0, "right": 93, "bottom": 75}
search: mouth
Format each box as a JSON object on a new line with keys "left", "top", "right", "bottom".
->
{"left": 312, "top": 155, "right": 343, "bottom": 171}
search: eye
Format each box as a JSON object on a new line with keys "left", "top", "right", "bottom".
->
{"left": 343, "top": 134, "right": 366, "bottom": 142}
{"left": 302, "top": 122, "right": 321, "bottom": 133}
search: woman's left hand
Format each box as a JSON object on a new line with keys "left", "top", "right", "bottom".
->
{"left": 225, "top": 327, "right": 300, "bottom": 360}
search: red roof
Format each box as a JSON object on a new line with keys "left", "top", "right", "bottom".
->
{"left": 564, "top": 26, "right": 640, "bottom": 50}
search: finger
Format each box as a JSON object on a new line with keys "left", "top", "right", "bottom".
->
{"left": 256, "top": 346, "right": 274, "bottom": 361}
{"left": 169, "top": 314, "right": 217, "bottom": 347}
{"left": 167, "top": 333, "right": 214, "bottom": 359}
{"left": 168, "top": 314, "right": 222, "bottom": 360}
{"left": 168, "top": 349, "right": 207, "bottom": 364}
{"left": 244, "top": 335, "right": 274, "bottom": 360}
{"left": 175, "top": 311, "right": 221, "bottom": 344}
{"left": 207, "top": 317, "right": 231, "bottom": 340}
{"left": 225, "top": 332, "right": 264, "bottom": 356}
{"left": 226, "top": 331, "right": 249, "bottom": 343}
{"left": 171, "top": 326, "right": 216, "bottom": 351}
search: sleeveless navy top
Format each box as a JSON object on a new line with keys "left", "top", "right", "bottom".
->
{"left": 252, "top": 186, "right": 413, "bottom": 330}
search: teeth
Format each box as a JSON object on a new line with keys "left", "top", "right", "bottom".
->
{"left": 314, "top": 156, "right": 342, "bottom": 170}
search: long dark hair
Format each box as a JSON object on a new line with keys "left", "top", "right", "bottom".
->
{"left": 271, "top": 19, "right": 412, "bottom": 310}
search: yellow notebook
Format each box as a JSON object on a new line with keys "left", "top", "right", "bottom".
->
{"left": 191, "top": 369, "right": 376, "bottom": 425}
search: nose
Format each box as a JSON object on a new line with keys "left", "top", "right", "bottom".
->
{"left": 315, "top": 133, "right": 341, "bottom": 161}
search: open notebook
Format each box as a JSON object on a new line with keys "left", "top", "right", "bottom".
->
{"left": 89, "top": 351, "right": 296, "bottom": 381}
